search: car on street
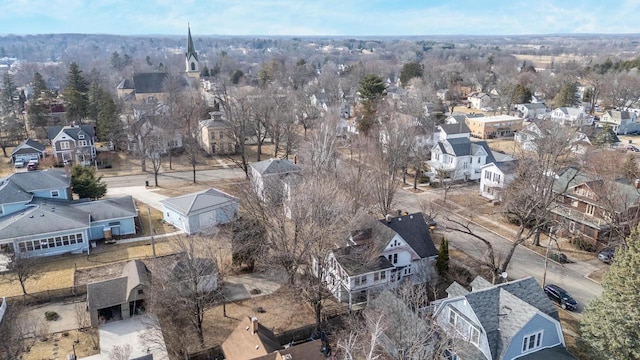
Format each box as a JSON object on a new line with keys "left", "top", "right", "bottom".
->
{"left": 14, "top": 159, "right": 25, "bottom": 168}
{"left": 598, "top": 247, "right": 616, "bottom": 264}
{"left": 544, "top": 284, "right": 578, "bottom": 311}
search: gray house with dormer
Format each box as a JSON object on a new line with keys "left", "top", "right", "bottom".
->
{"left": 0, "top": 170, "right": 138, "bottom": 257}
{"left": 432, "top": 276, "right": 575, "bottom": 360}
{"left": 46, "top": 124, "right": 96, "bottom": 165}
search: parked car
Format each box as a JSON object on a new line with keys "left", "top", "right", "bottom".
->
{"left": 544, "top": 284, "right": 578, "bottom": 311}
{"left": 29, "top": 156, "right": 39, "bottom": 164}
{"left": 598, "top": 247, "right": 616, "bottom": 264}
{"left": 27, "top": 162, "right": 38, "bottom": 171}
{"left": 14, "top": 159, "right": 25, "bottom": 168}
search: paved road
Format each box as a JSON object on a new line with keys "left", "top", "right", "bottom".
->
{"left": 394, "top": 185, "right": 603, "bottom": 312}
{"left": 100, "top": 167, "right": 246, "bottom": 188}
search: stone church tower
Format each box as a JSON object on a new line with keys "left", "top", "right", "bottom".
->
{"left": 185, "top": 24, "right": 200, "bottom": 80}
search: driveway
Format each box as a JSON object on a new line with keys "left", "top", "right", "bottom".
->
{"left": 106, "top": 186, "right": 168, "bottom": 211}
{"left": 223, "top": 272, "right": 285, "bottom": 302}
{"left": 81, "top": 315, "right": 168, "bottom": 360}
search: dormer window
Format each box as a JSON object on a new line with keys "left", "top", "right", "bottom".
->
{"left": 78, "top": 134, "right": 85, "bottom": 139}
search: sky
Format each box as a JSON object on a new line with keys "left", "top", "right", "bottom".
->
{"left": 1, "top": 0, "right": 640, "bottom": 36}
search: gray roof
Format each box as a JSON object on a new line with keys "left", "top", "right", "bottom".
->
{"left": 494, "top": 161, "right": 518, "bottom": 175}
{"left": 469, "top": 276, "right": 492, "bottom": 291}
{"left": 73, "top": 196, "right": 137, "bottom": 221}
{"left": 348, "top": 211, "right": 397, "bottom": 251}
{"left": 87, "top": 276, "right": 128, "bottom": 310}
{"left": 446, "top": 281, "right": 469, "bottom": 297}
{"left": 333, "top": 245, "right": 394, "bottom": 276}
{"left": 0, "top": 179, "right": 33, "bottom": 204}
{"left": 116, "top": 79, "right": 134, "bottom": 89}
{"left": 0, "top": 202, "right": 89, "bottom": 239}
{"left": 133, "top": 72, "right": 168, "bottom": 94}
{"left": 446, "top": 137, "right": 471, "bottom": 156}
{"left": 250, "top": 158, "right": 301, "bottom": 176}
{"left": 440, "top": 122, "right": 470, "bottom": 135}
{"left": 161, "top": 188, "right": 237, "bottom": 216}
{"left": 87, "top": 260, "right": 149, "bottom": 311}
{"left": 7, "top": 169, "right": 70, "bottom": 192}
{"left": 457, "top": 277, "right": 559, "bottom": 359}
{"left": 122, "top": 259, "right": 150, "bottom": 298}
{"left": 46, "top": 125, "right": 95, "bottom": 141}
{"left": 605, "top": 110, "right": 634, "bottom": 120}
{"left": 199, "top": 118, "right": 232, "bottom": 129}
{"left": 381, "top": 213, "right": 438, "bottom": 258}
{"left": 518, "top": 345, "right": 577, "bottom": 359}
{"left": 11, "top": 138, "right": 45, "bottom": 155}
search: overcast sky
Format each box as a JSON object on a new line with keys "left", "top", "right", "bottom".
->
{"left": 2, "top": 0, "right": 640, "bottom": 36}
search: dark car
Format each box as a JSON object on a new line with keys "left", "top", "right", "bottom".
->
{"left": 544, "top": 284, "right": 578, "bottom": 311}
{"left": 27, "top": 163, "right": 38, "bottom": 171}
{"left": 598, "top": 247, "right": 616, "bottom": 264}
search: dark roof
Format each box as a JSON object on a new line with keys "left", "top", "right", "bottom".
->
{"left": 518, "top": 345, "right": 577, "bottom": 360}
{"left": 74, "top": 196, "right": 138, "bottom": 220}
{"left": 8, "top": 168, "right": 70, "bottom": 192}
{"left": 186, "top": 25, "right": 198, "bottom": 61}
{"left": 440, "top": 122, "right": 470, "bottom": 135}
{"left": 87, "top": 276, "right": 128, "bottom": 310}
{"left": 347, "top": 211, "right": 397, "bottom": 250}
{"left": 474, "top": 141, "right": 496, "bottom": 163}
{"left": 0, "top": 179, "right": 33, "bottom": 204}
{"left": 381, "top": 213, "right": 438, "bottom": 258}
{"left": 116, "top": 79, "right": 134, "bottom": 89}
{"left": 0, "top": 201, "right": 89, "bottom": 240}
{"left": 333, "top": 245, "right": 394, "bottom": 276}
{"left": 11, "top": 138, "right": 45, "bottom": 155}
{"left": 133, "top": 72, "right": 168, "bottom": 94}
{"left": 447, "top": 137, "right": 471, "bottom": 156}
{"left": 46, "top": 125, "right": 95, "bottom": 141}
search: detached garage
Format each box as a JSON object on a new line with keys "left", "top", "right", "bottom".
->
{"left": 11, "top": 138, "right": 45, "bottom": 163}
{"left": 161, "top": 188, "right": 239, "bottom": 235}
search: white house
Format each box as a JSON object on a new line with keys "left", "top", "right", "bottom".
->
{"left": 515, "top": 103, "right": 547, "bottom": 120}
{"left": 480, "top": 161, "right": 518, "bottom": 200}
{"left": 319, "top": 212, "right": 438, "bottom": 310}
{"left": 431, "top": 276, "right": 572, "bottom": 360}
{"left": 427, "top": 123, "right": 496, "bottom": 181}
{"left": 550, "top": 107, "right": 592, "bottom": 127}
{"left": 515, "top": 120, "right": 592, "bottom": 154}
{"left": 468, "top": 92, "right": 492, "bottom": 110}
{"left": 161, "top": 188, "right": 239, "bottom": 235}
{"left": 249, "top": 158, "right": 302, "bottom": 203}
{"left": 596, "top": 110, "right": 640, "bottom": 134}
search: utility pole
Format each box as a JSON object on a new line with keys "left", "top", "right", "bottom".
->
{"left": 147, "top": 207, "right": 156, "bottom": 259}
{"left": 542, "top": 226, "right": 553, "bottom": 288}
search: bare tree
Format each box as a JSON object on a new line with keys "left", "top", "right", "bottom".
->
{"left": 10, "top": 251, "right": 39, "bottom": 295}
{"left": 74, "top": 302, "right": 91, "bottom": 330}
{"left": 173, "top": 89, "right": 208, "bottom": 183}
{"left": 108, "top": 344, "right": 132, "bottom": 360}
{"left": 217, "top": 84, "right": 252, "bottom": 178}
{"left": 0, "top": 302, "right": 26, "bottom": 360}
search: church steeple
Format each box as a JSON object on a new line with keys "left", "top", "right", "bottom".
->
{"left": 185, "top": 23, "right": 199, "bottom": 78}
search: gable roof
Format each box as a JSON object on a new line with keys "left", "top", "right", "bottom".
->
{"left": 11, "top": 138, "right": 45, "bottom": 155}
{"left": 605, "top": 110, "right": 635, "bottom": 120}
{"left": 46, "top": 125, "right": 95, "bottom": 141}
{"left": 200, "top": 118, "right": 232, "bottom": 129}
{"left": 0, "top": 178, "right": 33, "bottom": 205}
{"left": 332, "top": 245, "right": 395, "bottom": 276}
{"left": 7, "top": 169, "right": 70, "bottom": 192}
{"left": 381, "top": 212, "right": 438, "bottom": 258}
{"left": 161, "top": 188, "right": 237, "bottom": 216}
{"left": 87, "top": 276, "right": 128, "bottom": 310}
{"left": 87, "top": 260, "right": 149, "bottom": 311}
{"left": 74, "top": 196, "right": 138, "bottom": 220}
{"left": 117, "top": 79, "right": 134, "bottom": 90}
{"left": 221, "top": 317, "right": 281, "bottom": 360}
{"left": 250, "top": 158, "right": 301, "bottom": 176}
{"left": 440, "top": 122, "right": 470, "bottom": 135}
{"left": 441, "top": 276, "right": 559, "bottom": 359}
{"left": 133, "top": 72, "right": 168, "bottom": 94}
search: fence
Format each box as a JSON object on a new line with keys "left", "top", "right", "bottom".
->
{"left": 0, "top": 297, "right": 6, "bottom": 324}
{"left": 5, "top": 285, "right": 87, "bottom": 305}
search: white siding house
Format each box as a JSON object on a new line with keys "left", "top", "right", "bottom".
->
{"left": 161, "top": 188, "right": 239, "bottom": 235}
{"left": 479, "top": 162, "right": 518, "bottom": 200}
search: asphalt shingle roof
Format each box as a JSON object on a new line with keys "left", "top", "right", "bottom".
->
{"left": 0, "top": 179, "right": 33, "bottom": 204}
{"left": 6, "top": 169, "right": 70, "bottom": 192}
{"left": 11, "top": 138, "right": 45, "bottom": 155}
{"left": 46, "top": 125, "right": 95, "bottom": 141}
{"left": 440, "top": 122, "right": 471, "bottom": 135}
{"left": 161, "top": 188, "right": 237, "bottom": 216}
{"left": 86, "top": 276, "right": 128, "bottom": 311}
{"left": 250, "top": 158, "right": 301, "bottom": 176}
{"left": 0, "top": 202, "right": 89, "bottom": 239}
{"left": 73, "top": 196, "right": 138, "bottom": 221}
{"left": 381, "top": 212, "right": 438, "bottom": 258}
{"left": 332, "top": 245, "right": 394, "bottom": 276}
{"left": 133, "top": 72, "right": 168, "bottom": 94}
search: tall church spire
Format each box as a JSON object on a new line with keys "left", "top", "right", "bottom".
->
{"left": 185, "top": 23, "right": 199, "bottom": 78}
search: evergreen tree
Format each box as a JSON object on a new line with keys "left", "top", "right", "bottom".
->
{"left": 200, "top": 65, "right": 210, "bottom": 77}
{"left": 400, "top": 62, "right": 424, "bottom": 87}
{"left": 580, "top": 226, "right": 640, "bottom": 359}
{"left": 70, "top": 164, "right": 107, "bottom": 199}
{"left": 96, "top": 88, "right": 121, "bottom": 147}
{"left": 358, "top": 73, "right": 386, "bottom": 104}
{"left": 62, "top": 62, "right": 89, "bottom": 123}
{"left": 31, "top": 72, "right": 48, "bottom": 99}
{"left": 554, "top": 81, "right": 580, "bottom": 107}
{"left": 1, "top": 71, "right": 17, "bottom": 116}
{"left": 436, "top": 238, "right": 450, "bottom": 276}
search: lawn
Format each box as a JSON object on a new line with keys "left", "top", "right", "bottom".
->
{"left": 22, "top": 329, "right": 99, "bottom": 360}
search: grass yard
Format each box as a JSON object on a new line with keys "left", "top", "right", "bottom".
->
{"left": 22, "top": 329, "right": 99, "bottom": 360}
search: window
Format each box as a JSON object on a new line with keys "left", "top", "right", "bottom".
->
{"left": 78, "top": 134, "right": 85, "bottom": 139}
{"left": 522, "top": 331, "right": 543, "bottom": 352}
{"left": 354, "top": 277, "right": 361, "bottom": 286}
{"left": 78, "top": 140, "right": 87, "bottom": 147}
{"left": 361, "top": 275, "right": 367, "bottom": 284}
{"left": 380, "top": 271, "right": 386, "bottom": 280}
{"left": 471, "top": 327, "right": 480, "bottom": 345}
{"left": 485, "top": 171, "right": 491, "bottom": 180}
{"left": 219, "top": 131, "right": 224, "bottom": 139}
{"left": 393, "top": 253, "right": 398, "bottom": 264}
{"left": 569, "top": 221, "right": 576, "bottom": 233}
{"left": 448, "top": 309, "right": 456, "bottom": 325}
{"left": 60, "top": 141, "right": 70, "bottom": 150}
{"left": 51, "top": 190, "right": 59, "bottom": 198}
{"left": 586, "top": 204, "right": 595, "bottom": 216}
{"left": 138, "top": 289, "right": 144, "bottom": 295}
{"left": 63, "top": 236, "right": 70, "bottom": 246}
{"left": 374, "top": 272, "right": 379, "bottom": 281}
{"left": 463, "top": 161, "right": 468, "bottom": 169}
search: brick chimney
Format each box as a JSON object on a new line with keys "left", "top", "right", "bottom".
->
{"left": 251, "top": 316, "right": 259, "bottom": 334}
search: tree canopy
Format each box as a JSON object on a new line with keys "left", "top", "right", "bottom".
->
{"left": 400, "top": 62, "right": 423, "bottom": 87}
{"left": 62, "top": 62, "right": 89, "bottom": 123}
{"left": 70, "top": 164, "right": 107, "bottom": 199}
{"left": 580, "top": 226, "right": 640, "bottom": 359}
{"left": 358, "top": 73, "right": 386, "bottom": 103}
